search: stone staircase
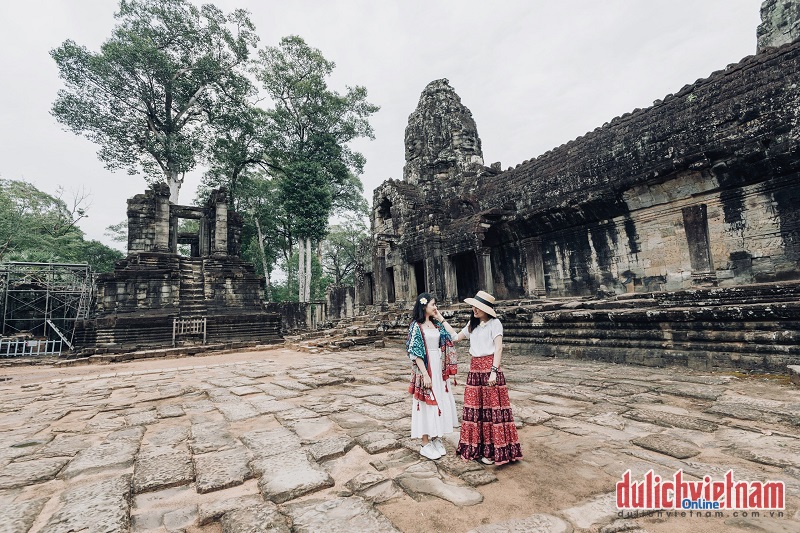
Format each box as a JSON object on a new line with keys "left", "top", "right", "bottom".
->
{"left": 179, "top": 258, "right": 206, "bottom": 316}
{"left": 501, "top": 280, "right": 800, "bottom": 373}
{"left": 284, "top": 281, "right": 800, "bottom": 373}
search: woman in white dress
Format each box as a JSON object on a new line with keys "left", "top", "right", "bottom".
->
{"left": 406, "top": 292, "right": 459, "bottom": 460}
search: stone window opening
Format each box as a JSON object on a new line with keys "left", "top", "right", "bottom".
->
{"left": 376, "top": 197, "right": 393, "bottom": 228}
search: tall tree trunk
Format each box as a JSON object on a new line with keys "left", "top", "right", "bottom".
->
{"left": 298, "top": 238, "right": 306, "bottom": 303}
{"left": 254, "top": 218, "right": 272, "bottom": 301}
{"left": 286, "top": 239, "right": 293, "bottom": 301}
{"left": 305, "top": 238, "right": 312, "bottom": 302}
{"left": 167, "top": 171, "right": 184, "bottom": 203}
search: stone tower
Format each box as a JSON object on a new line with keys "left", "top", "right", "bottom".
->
{"left": 757, "top": 0, "right": 800, "bottom": 52}
{"left": 402, "top": 79, "right": 485, "bottom": 184}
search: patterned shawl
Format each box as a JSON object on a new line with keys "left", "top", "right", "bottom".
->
{"left": 406, "top": 320, "right": 458, "bottom": 407}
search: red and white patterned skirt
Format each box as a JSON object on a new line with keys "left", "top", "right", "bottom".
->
{"left": 455, "top": 355, "right": 522, "bottom": 465}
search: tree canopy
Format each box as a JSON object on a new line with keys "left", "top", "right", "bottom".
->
{"left": 50, "top": 0, "right": 258, "bottom": 201}
{"left": 51, "top": 3, "right": 379, "bottom": 301}
{"left": 0, "top": 179, "right": 123, "bottom": 272}
{"left": 256, "top": 36, "right": 378, "bottom": 301}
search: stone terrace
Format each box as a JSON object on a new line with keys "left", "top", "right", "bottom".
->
{"left": 0, "top": 348, "right": 798, "bottom": 532}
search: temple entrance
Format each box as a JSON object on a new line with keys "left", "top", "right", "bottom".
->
{"left": 364, "top": 273, "right": 374, "bottom": 305}
{"left": 413, "top": 261, "right": 426, "bottom": 296}
{"left": 386, "top": 267, "right": 396, "bottom": 303}
{"left": 452, "top": 251, "right": 479, "bottom": 300}
{"left": 170, "top": 206, "right": 210, "bottom": 258}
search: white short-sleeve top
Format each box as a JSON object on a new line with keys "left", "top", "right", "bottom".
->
{"left": 459, "top": 318, "right": 503, "bottom": 357}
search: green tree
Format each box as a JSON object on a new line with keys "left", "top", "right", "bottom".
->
{"left": 235, "top": 173, "right": 287, "bottom": 301}
{"left": 271, "top": 250, "right": 329, "bottom": 302}
{"left": 50, "top": 0, "right": 258, "bottom": 202}
{"left": 256, "top": 35, "right": 378, "bottom": 302}
{"left": 322, "top": 212, "right": 369, "bottom": 287}
{"left": 203, "top": 95, "right": 274, "bottom": 205}
{"left": 0, "top": 179, "right": 122, "bottom": 271}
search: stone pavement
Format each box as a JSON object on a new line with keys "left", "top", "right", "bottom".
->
{"left": 0, "top": 346, "right": 799, "bottom": 533}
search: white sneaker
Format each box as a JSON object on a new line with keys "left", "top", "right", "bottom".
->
{"left": 431, "top": 438, "right": 446, "bottom": 456}
{"left": 420, "top": 442, "right": 442, "bottom": 460}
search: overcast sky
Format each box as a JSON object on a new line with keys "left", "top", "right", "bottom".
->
{"left": 0, "top": 0, "right": 765, "bottom": 251}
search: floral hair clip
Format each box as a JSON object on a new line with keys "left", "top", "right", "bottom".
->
{"left": 419, "top": 297, "right": 428, "bottom": 305}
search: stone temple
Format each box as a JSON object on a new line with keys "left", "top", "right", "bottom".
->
{"left": 356, "top": 1, "right": 800, "bottom": 373}
{"left": 75, "top": 184, "right": 281, "bottom": 353}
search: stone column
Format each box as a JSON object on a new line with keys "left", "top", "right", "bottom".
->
{"left": 198, "top": 216, "right": 209, "bottom": 257}
{"left": 476, "top": 248, "right": 494, "bottom": 294}
{"left": 212, "top": 200, "right": 228, "bottom": 255}
{"left": 400, "top": 262, "right": 413, "bottom": 301}
{"left": 522, "top": 237, "right": 547, "bottom": 297}
{"left": 431, "top": 256, "right": 446, "bottom": 300}
{"left": 373, "top": 243, "right": 388, "bottom": 308}
{"left": 153, "top": 185, "right": 172, "bottom": 253}
{"left": 443, "top": 256, "right": 458, "bottom": 303}
{"left": 169, "top": 215, "right": 179, "bottom": 254}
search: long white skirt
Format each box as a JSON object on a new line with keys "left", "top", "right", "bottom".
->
{"left": 410, "top": 347, "right": 459, "bottom": 438}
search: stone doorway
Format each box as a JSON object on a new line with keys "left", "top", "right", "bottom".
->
{"left": 452, "top": 251, "right": 479, "bottom": 300}
{"left": 386, "top": 267, "right": 396, "bottom": 303}
{"left": 413, "top": 261, "right": 426, "bottom": 296}
{"left": 364, "top": 273, "right": 374, "bottom": 305}
{"left": 170, "top": 206, "right": 210, "bottom": 258}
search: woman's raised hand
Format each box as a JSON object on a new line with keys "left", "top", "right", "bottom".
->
{"left": 433, "top": 309, "right": 444, "bottom": 322}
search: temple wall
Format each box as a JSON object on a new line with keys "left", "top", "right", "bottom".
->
{"left": 530, "top": 172, "right": 799, "bottom": 297}
{"left": 357, "top": 5, "right": 800, "bottom": 371}
{"left": 80, "top": 187, "right": 281, "bottom": 353}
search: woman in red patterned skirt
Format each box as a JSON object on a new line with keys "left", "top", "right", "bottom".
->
{"left": 442, "top": 290, "right": 522, "bottom": 465}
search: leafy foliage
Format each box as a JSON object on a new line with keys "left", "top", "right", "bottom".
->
{"left": 200, "top": 35, "right": 378, "bottom": 301}
{"left": 0, "top": 180, "right": 123, "bottom": 271}
{"left": 50, "top": 0, "right": 258, "bottom": 200}
{"left": 270, "top": 251, "right": 329, "bottom": 302}
{"left": 257, "top": 36, "right": 378, "bottom": 241}
{"left": 322, "top": 212, "right": 369, "bottom": 287}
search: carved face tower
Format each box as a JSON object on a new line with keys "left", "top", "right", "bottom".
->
{"left": 402, "top": 79, "right": 484, "bottom": 184}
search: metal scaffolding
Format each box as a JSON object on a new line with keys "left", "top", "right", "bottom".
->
{"left": 0, "top": 262, "right": 94, "bottom": 356}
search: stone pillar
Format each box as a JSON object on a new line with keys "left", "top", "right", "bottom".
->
{"left": 212, "top": 200, "right": 228, "bottom": 255}
{"left": 199, "top": 217, "right": 209, "bottom": 257}
{"left": 169, "top": 214, "right": 179, "bottom": 254}
{"left": 400, "top": 262, "right": 413, "bottom": 301}
{"left": 373, "top": 243, "right": 388, "bottom": 308}
{"left": 431, "top": 256, "right": 446, "bottom": 301}
{"left": 443, "top": 256, "right": 458, "bottom": 303}
{"left": 522, "top": 237, "right": 547, "bottom": 297}
{"left": 476, "top": 248, "right": 494, "bottom": 294}
{"left": 153, "top": 185, "right": 171, "bottom": 253}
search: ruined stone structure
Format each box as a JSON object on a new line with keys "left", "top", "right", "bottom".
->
{"left": 758, "top": 0, "right": 800, "bottom": 52}
{"left": 357, "top": 7, "right": 800, "bottom": 372}
{"left": 75, "top": 185, "right": 280, "bottom": 352}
